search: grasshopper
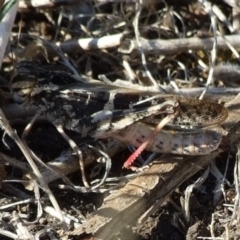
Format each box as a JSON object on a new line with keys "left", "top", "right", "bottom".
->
{"left": 10, "top": 61, "right": 228, "bottom": 169}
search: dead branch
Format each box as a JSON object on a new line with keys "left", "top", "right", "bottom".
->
{"left": 119, "top": 35, "right": 240, "bottom": 55}
{"left": 70, "top": 152, "right": 221, "bottom": 239}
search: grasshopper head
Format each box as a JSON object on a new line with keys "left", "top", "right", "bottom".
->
{"left": 10, "top": 60, "right": 37, "bottom": 103}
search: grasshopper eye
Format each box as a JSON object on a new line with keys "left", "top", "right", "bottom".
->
{"left": 10, "top": 61, "right": 37, "bottom": 103}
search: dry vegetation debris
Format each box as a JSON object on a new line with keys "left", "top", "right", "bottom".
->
{"left": 1, "top": 0, "right": 240, "bottom": 239}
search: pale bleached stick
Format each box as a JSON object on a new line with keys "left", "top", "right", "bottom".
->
{"left": 59, "top": 33, "right": 123, "bottom": 53}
